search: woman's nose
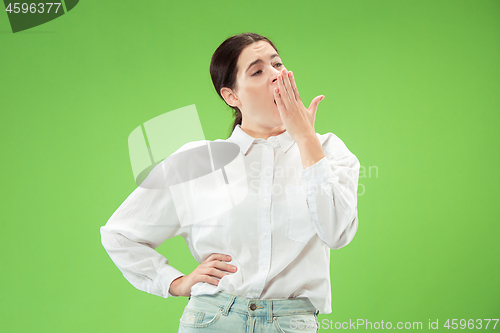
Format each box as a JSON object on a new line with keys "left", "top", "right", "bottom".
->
{"left": 271, "top": 66, "right": 285, "bottom": 83}
{"left": 271, "top": 70, "right": 280, "bottom": 83}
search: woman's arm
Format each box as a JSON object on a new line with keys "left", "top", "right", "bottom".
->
{"left": 100, "top": 161, "right": 187, "bottom": 298}
{"left": 300, "top": 133, "right": 360, "bottom": 250}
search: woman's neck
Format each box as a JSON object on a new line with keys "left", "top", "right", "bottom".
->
{"left": 240, "top": 122, "right": 286, "bottom": 140}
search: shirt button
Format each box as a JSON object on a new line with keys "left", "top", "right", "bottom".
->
{"left": 263, "top": 199, "right": 267, "bottom": 204}
{"left": 250, "top": 303, "right": 257, "bottom": 311}
{"left": 263, "top": 233, "right": 268, "bottom": 238}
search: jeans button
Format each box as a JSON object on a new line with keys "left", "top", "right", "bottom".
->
{"left": 250, "top": 303, "right": 257, "bottom": 311}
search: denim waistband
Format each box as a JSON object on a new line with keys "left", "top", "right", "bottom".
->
{"left": 189, "top": 291, "right": 318, "bottom": 319}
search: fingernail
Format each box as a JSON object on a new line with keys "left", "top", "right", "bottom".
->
{"left": 227, "top": 255, "right": 231, "bottom": 260}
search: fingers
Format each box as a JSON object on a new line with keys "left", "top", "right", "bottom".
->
{"left": 197, "top": 264, "right": 236, "bottom": 287}
{"left": 206, "top": 253, "right": 231, "bottom": 262}
{"left": 204, "top": 253, "right": 236, "bottom": 274}
{"left": 277, "top": 71, "right": 291, "bottom": 110}
{"left": 206, "top": 259, "right": 237, "bottom": 278}
{"left": 178, "top": 254, "right": 237, "bottom": 295}
{"left": 197, "top": 274, "right": 222, "bottom": 287}
{"left": 274, "top": 87, "right": 285, "bottom": 112}
{"left": 288, "top": 71, "right": 301, "bottom": 103}
{"left": 281, "top": 68, "right": 295, "bottom": 100}
{"left": 202, "top": 266, "right": 229, "bottom": 280}
{"left": 198, "top": 253, "right": 237, "bottom": 287}
{"left": 283, "top": 70, "right": 295, "bottom": 101}
{"left": 277, "top": 68, "right": 301, "bottom": 112}
{"left": 213, "top": 260, "right": 237, "bottom": 274}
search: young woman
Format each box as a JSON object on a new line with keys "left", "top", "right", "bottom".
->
{"left": 100, "top": 32, "right": 360, "bottom": 333}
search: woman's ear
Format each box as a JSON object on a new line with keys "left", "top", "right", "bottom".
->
{"left": 221, "top": 87, "right": 241, "bottom": 108}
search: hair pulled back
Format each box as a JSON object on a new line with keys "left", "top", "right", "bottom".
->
{"left": 210, "top": 32, "right": 279, "bottom": 137}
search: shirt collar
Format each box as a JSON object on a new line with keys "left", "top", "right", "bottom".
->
{"left": 229, "top": 124, "right": 296, "bottom": 155}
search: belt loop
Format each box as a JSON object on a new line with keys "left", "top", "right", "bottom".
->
{"left": 221, "top": 294, "right": 237, "bottom": 316}
{"left": 267, "top": 300, "right": 273, "bottom": 323}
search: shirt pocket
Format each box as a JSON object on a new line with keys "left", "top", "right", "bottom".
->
{"left": 285, "top": 185, "right": 316, "bottom": 243}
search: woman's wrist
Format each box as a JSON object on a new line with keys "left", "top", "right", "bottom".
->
{"left": 296, "top": 133, "right": 326, "bottom": 169}
{"left": 169, "top": 276, "right": 186, "bottom": 297}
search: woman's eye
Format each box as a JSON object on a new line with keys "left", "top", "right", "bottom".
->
{"left": 252, "top": 63, "right": 283, "bottom": 76}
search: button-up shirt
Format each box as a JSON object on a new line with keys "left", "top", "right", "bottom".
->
{"left": 100, "top": 124, "right": 360, "bottom": 314}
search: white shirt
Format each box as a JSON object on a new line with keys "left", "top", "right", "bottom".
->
{"left": 100, "top": 124, "right": 360, "bottom": 314}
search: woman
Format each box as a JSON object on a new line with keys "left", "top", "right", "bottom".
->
{"left": 100, "top": 32, "right": 360, "bottom": 332}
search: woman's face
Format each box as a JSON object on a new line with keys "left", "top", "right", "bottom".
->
{"left": 225, "top": 40, "right": 287, "bottom": 136}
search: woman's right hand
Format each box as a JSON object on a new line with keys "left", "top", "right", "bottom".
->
{"left": 168, "top": 253, "right": 237, "bottom": 297}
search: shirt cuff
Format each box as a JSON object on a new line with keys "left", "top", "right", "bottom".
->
{"left": 300, "top": 155, "right": 338, "bottom": 187}
{"left": 157, "top": 265, "right": 186, "bottom": 298}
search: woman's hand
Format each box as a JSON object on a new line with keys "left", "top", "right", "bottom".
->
{"left": 168, "top": 253, "right": 237, "bottom": 297}
{"left": 274, "top": 68, "right": 325, "bottom": 143}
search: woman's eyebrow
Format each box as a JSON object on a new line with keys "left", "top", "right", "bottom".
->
{"left": 245, "top": 53, "right": 280, "bottom": 73}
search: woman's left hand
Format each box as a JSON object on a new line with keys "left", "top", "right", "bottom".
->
{"left": 274, "top": 68, "right": 325, "bottom": 142}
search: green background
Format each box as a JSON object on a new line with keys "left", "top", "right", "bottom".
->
{"left": 1, "top": 0, "right": 499, "bottom": 332}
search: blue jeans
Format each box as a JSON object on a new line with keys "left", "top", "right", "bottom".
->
{"left": 178, "top": 291, "right": 319, "bottom": 332}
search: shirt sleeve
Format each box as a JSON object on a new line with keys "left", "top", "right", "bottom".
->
{"left": 100, "top": 159, "right": 188, "bottom": 298}
{"left": 300, "top": 133, "right": 360, "bottom": 250}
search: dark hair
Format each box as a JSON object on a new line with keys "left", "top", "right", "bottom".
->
{"left": 210, "top": 32, "right": 279, "bottom": 138}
